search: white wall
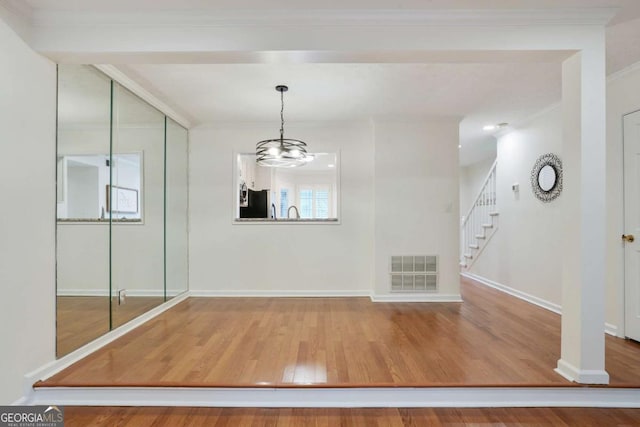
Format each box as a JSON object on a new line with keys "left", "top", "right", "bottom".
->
{"left": 189, "top": 122, "right": 375, "bottom": 294}
{"left": 373, "top": 120, "right": 461, "bottom": 298}
{"left": 190, "top": 119, "right": 461, "bottom": 297}
{"left": 0, "top": 17, "right": 56, "bottom": 404}
{"left": 67, "top": 165, "right": 99, "bottom": 218}
{"left": 460, "top": 156, "right": 496, "bottom": 218}
{"left": 606, "top": 64, "right": 640, "bottom": 336}
{"left": 468, "top": 105, "right": 564, "bottom": 307}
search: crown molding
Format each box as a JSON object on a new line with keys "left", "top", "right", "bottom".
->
{"left": 0, "top": 0, "right": 34, "bottom": 42}
{"left": 94, "top": 65, "right": 191, "bottom": 129}
{"left": 31, "top": 8, "right": 616, "bottom": 29}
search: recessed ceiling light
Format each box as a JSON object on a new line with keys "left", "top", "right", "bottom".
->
{"left": 458, "top": 145, "right": 462, "bottom": 148}
{"left": 483, "top": 122, "right": 509, "bottom": 132}
{"left": 328, "top": 164, "right": 335, "bottom": 168}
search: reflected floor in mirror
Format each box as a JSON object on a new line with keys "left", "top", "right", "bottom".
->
{"left": 45, "top": 278, "right": 640, "bottom": 387}
{"left": 56, "top": 296, "right": 164, "bottom": 357}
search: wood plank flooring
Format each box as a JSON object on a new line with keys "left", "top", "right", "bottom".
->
{"left": 42, "top": 278, "right": 640, "bottom": 387}
{"left": 56, "top": 296, "right": 165, "bottom": 357}
{"left": 63, "top": 407, "right": 640, "bottom": 426}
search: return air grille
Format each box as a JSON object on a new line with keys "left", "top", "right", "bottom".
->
{"left": 390, "top": 255, "right": 438, "bottom": 292}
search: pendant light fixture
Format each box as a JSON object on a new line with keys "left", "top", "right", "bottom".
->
{"left": 256, "top": 85, "right": 310, "bottom": 168}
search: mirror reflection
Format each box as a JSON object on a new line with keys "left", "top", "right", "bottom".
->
{"left": 538, "top": 164, "right": 556, "bottom": 192}
{"left": 236, "top": 153, "right": 339, "bottom": 221}
{"left": 110, "top": 82, "right": 165, "bottom": 328}
{"left": 56, "top": 64, "right": 111, "bottom": 357}
{"left": 57, "top": 153, "right": 142, "bottom": 221}
{"left": 56, "top": 65, "right": 189, "bottom": 357}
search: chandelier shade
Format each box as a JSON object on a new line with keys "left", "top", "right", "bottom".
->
{"left": 256, "top": 85, "right": 310, "bottom": 168}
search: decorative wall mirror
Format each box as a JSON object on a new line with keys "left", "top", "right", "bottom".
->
{"left": 531, "top": 153, "right": 563, "bottom": 202}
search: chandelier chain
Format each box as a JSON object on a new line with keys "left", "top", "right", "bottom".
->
{"left": 280, "top": 89, "right": 284, "bottom": 140}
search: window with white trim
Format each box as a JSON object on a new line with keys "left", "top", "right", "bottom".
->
{"left": 298, "top": 186, "right": 331, "bottom": 219}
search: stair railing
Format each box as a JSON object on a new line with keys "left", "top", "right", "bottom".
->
{"left": 461, "top": 160, "right": 497, "bottom": 265}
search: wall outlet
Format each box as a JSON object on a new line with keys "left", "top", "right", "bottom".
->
{"left": 512, "top": 183, "right": 519, "bottom": 192}
{"left": 118, "top": 289, "right": 126, "bottom": 305}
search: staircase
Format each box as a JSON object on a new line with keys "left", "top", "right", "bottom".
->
{"left": 460, "top": 160, "right": 498, "bottom": 269}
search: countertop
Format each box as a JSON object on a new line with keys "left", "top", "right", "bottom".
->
{"left": 234, "top": 218, "right": 339, "bottom": 223}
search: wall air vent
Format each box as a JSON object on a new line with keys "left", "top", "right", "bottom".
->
{"left": 390, "top": 255, "right": 438, "bottom": 292}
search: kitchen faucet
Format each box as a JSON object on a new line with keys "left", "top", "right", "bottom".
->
{"left": 287, "top": 205, "right": 300, "bottom": 219}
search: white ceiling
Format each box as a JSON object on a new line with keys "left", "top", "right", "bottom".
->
{"left": 119, "top": 61, "right": 563, "bottom": 165}
{"left": 24, "top": 0, "right": 640, "bottom": 165}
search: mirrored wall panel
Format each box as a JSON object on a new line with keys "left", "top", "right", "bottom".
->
{"left": 56, "top": 65, "right": 111, "bottom": 357}
{"left": 111, "top": 83, "right": 166, "bottom": 328}
{"left": 56, "top": 65, "right": 189, "bottom": 357}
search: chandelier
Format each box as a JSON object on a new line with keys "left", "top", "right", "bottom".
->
{"left": 256, "top": 85, "right": 310, "bottom": 168}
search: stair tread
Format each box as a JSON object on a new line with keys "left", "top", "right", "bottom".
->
{"left": 475, "top": 234, "right": 486, "bottom": 239}
{"left": 469, "top": 244, "right": 479, "bottom": 249}
{"left": 489, "top": 211, "right": 499, "bottom": 216}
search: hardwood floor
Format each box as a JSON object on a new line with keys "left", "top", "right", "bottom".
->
{"left": 42, "top": 278, "right": 640, "bottom": 387}
{"left": 63, "top": 407, "right": 640, "bottom": 426}
{"left": 56, "top": 296, "right": 165, "bottom": 357}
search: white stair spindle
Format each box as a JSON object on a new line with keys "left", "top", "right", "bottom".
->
{"left": 460, "top": 160, "right": 497, "bottom": 267}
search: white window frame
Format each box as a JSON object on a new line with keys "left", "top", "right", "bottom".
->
{"left": 296, "top": 185, "right": 332, "bottom": 219}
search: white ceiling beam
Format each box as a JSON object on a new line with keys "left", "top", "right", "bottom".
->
{"left": 25, "top": 9, "right": 615, "bottom": 63}
{"left": 31, "top": 8, "right": 616, "bottom": 27}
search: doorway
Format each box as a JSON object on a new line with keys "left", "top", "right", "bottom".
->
{"left": 623, "top": 109, "right": 640, "bottom": 342}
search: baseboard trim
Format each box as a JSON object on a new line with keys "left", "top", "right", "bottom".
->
{"left": 27, "top": 386, "right": 640, "bottom": 408}
{"left": 56, "top": 289, "right": 109, "bottom": 297}
{"left": 189, "top": 290, "right": 371, "bottom": 298}
{"left": 556, "top": 359, "right": 610, "bottom": 385}
{"left": 21, "top": 292, "right": 189, "bottom": 402}
{"left": 605, "top": 323, "right": 618, "bottom": 337}
{"left": 188, "top": 290, "right": 463, "bottom": 302}
{"left": 461, "top": 272, "right": 561, "bottom": 314}
{"left": 462, "top": 272, "right": 619, "bottom": 336}
{"left": 57, "top": 289, "right": 184, "bottom": 297}
{"left": 370, "top": 294, "right": 463, "bottom": 303}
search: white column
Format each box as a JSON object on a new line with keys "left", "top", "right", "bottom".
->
{"left": 556, "top": 34, "right": 609, "bottom": 384}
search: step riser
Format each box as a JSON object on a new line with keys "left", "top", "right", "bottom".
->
{"left": 27, "top": 386, "right": 640, "bottom": 409}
